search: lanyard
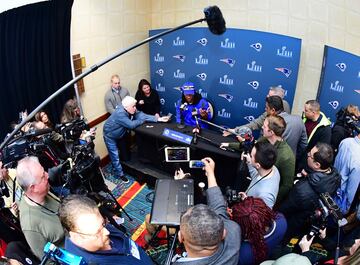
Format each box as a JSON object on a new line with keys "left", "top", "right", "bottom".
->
{"left": 246, "top": 168, "right": 273, "bottom": 194}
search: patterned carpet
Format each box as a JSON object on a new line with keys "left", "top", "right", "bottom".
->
{"left": 102, "top": 165, "right": 169, "bottom": 264}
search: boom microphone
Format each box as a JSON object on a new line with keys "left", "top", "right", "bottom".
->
{"left": 204, "top": 6, "right": 226, "bottom": 35}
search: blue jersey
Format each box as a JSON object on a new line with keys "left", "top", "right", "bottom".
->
{"left": 176, "top": 98, "right": 212, "bottom": 128}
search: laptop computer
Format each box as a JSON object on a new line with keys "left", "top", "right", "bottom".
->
{"left": 150, "top": 179, "right": 194, "bottom": 226}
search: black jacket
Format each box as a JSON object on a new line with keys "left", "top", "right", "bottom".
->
{"left": 278, "top": 167, "right": 341, "bottom": 237}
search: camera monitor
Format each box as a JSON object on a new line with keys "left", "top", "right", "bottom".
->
{"left": 164, "top": 147, "right": 190, "bottom": 162}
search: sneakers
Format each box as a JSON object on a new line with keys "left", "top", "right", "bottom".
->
{"left": 119, "top": 175, "right": 130, "bottom": 183}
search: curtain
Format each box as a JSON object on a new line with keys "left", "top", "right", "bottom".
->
{"left": 0, "top": 0, "right": 74, "bottom": 140}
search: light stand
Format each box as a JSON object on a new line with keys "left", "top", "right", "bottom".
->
{"left": 0, "top": 5, "right": 226, "bottom": 151}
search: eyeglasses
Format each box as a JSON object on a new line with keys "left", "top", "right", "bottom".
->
{"left": 72, "top": 219, "right": 107, "bottom": 238}
{"left": 307, "top": 152, "right": 315, "bottom": 161}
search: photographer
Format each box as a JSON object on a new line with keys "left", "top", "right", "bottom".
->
{"left": 331, "top": 104, "right": 359, "bottom": 154}
{"left": 278, "top": 143, "right": 341, "bottom": 240}
{"left": 240, "top": 141, "right": 280, "bottom": 209}
{"left": 174, "top": 157, "right": 241, "bottom": 265}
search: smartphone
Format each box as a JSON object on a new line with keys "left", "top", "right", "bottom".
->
{"left": 167, "top": 113, "right": 173, "bottom": 119}
{"left": 164, "top": 147, "right": 190, "bottom": 162}
{"left": 189, "top": 160, "right": 205, "bottom": 168}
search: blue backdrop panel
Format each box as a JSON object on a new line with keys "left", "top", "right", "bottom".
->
{"left": 149, "top": 28, "right": 301, "bottom": 128}
{"left": 317, "top": 45, "right": 360, "bottom": 123}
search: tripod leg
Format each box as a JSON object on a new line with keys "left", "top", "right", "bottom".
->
{"left": 98, "top": 167, "right": 134, "bottom": 221}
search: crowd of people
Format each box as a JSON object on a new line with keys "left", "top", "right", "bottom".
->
{"left": 1, "top": 75, "right": 360, "bottom": 265}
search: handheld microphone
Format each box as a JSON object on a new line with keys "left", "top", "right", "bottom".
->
{"left": 203, "top": 6, "right": 226, "bottom": 35}
{"left": 180, "top": 102, "right": 188, "bottom": 111}
{"left": 42, "top": 242, "right": 87, "bottom": 265}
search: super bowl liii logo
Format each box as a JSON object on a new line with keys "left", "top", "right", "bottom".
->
{"left": 198, "top": 89, "right": 208, "bottom": 98}
{"left": 277, "top": 46, "right": 293, "bottom": 58}
{"left": 247, "top": 61, "right": 262, "bottom": 72}
{"left": 195, "top": 55, "right": 209, "bottom": 65}
{"left": 173, "top": 69, "right": 185, "bottom": 79}
{"left": 173, "top": 36, "right": 185, "bottom": 46}
{"left": 154, "top": 53, "right": 164, "bottom": 62}
{"left": 217, "top": 108, "right": 231, "bottom": 118}
{"left": 219, "top": 75, "right": 234, "bottom": 86}
{"left": 330, "top": 81, "right": 344, "bottom": 93}
{"left": 155, "top": 83, "right": 165, "bottom": 92}
{"left": 220, "top": 38, "right": 235, "bottom": 49}
{"left": 243, "top": 98, "right": 258, "bottom": 109}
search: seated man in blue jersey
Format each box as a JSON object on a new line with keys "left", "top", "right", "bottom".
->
{"left": 60, "top": 194, "right": 153, "bottom": 265}
{"left": 176, "top": 82, "right": 212, "bottom": 128}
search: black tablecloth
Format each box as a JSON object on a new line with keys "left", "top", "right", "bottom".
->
{"left": 135, "top": 122, "right": 241, "bottom": 189}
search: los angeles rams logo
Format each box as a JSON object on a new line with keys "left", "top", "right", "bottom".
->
{"left": 335, "top": 63, "right": 346, "bottom": 72}
{"left": 250, "top": 42, "right": 262, "bottom": 52}
{"left": 328, "top": 101, "right": 339, "bottom": 109}
{"left": 155, "top": 38, "right": 163, "bottom": 45}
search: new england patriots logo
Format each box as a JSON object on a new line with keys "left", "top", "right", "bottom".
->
{"left": 354, "top": 90, "right": 360, "bottom": 94}
{"left": 244, "top": 116, "right": 255, "bottom": 122}
{"left": 250, "top": 42, "right": 262, "bottom": 52}
{"left": 328, "top": 101, "right": 339, "bottom": 109}
{"left": 173, "top": 54, "right": 186, "bottom": 62}
{"left": 173, "top": 86, "right": 182, "bottom": 91}
{"left": 335, "top": 63, "right": 346, "bottom": 72}
{"left": 218, "top": 94, "right": 234, "bottom": 103}
{"left": 155, "top": 38, "right": 163, "bottom": 45}
{"left": 220, "top": 58, "right": 235, "bottom": 67}
{"left": 197, "top": 73, "right": 207, "bottom": 81}
{"left": 248, "top": 81, "right": 260, "bottom": 90}
{"left": 156, "top": 69, "right": 164, "bottom": 76}
{"left": 197, "top": 38, "right": 208, "bottom": 46}
{"left": 275, "top": 67, "right": 292, "bottom": 78}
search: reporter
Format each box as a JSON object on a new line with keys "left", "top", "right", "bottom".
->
{"left": 173, "top": 157, "right": 241, "bottom": 265}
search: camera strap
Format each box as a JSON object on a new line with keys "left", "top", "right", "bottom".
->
{"left": 245, "top": 168, "right": 273, "bottom": 194}
{"left": 25, "top": 194, "right": 58, "bottom": 215}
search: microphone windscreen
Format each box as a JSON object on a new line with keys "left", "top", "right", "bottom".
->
{"left": 237, "top": 126, "right": 253, "bottom": 139}
{"left": 204, "top": 6, "right": 226, "bottom": 35}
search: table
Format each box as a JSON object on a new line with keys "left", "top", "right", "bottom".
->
{"left": 135, "top": 122, "right": 241, "bottom": 189}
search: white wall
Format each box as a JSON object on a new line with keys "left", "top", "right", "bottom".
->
{"left": 70, "top": 0, "right": 360, "bottom": 157}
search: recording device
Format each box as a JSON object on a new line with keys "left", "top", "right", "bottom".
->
{"left": 57, "top": 118, "right": 89, "bottom": 141}
{"left": 225, "top": 186, "right": 242, "bottom": 205}
{"left": 167, "top": 113, "right": 173, "bottom": 120}
{"left": 203, "top": 6, "right": 226, "bottom": 35}
{"left": 345, "top": 115, "right": 360, "bottom": 134}
{"left": 306, "top": 192, "right": 347, "bottom": 240}
{"left": 189, "top": 160, "right": 205, "bottom": 168}
{"left": 164, "top": 147, "right": 190, "bottom": 162}
{"left": 42, "top": 242, "right": 87, "bottom": 265}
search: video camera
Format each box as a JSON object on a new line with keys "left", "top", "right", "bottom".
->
{"left": 57, "top": 118, "right": 89, "bottom": 141}
{"left": 307, "top": 192, "right": 346, "bottom": 240}
{"left": 225, "top": 186, "right": 242, "bottom": 206}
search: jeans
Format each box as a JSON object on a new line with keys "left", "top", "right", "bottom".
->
{"left": 103, "top": 134, "right": 129, "bottom": 177}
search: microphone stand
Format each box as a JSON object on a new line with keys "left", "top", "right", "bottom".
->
{"left": 198, "top": 118, "right": 241, "bottom": 136}
{"left": 0, "top": 18, "right": 209, "bottom": 151}
{"left": 193, "top": 114, "right": 200, "bottom": 144}
{"left": 177, "top": 105, "right": 187, "bottom": 129}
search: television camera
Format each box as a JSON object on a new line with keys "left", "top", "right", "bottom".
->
{"left": 306, "top": 192, "right": 347, "bottom": 240}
